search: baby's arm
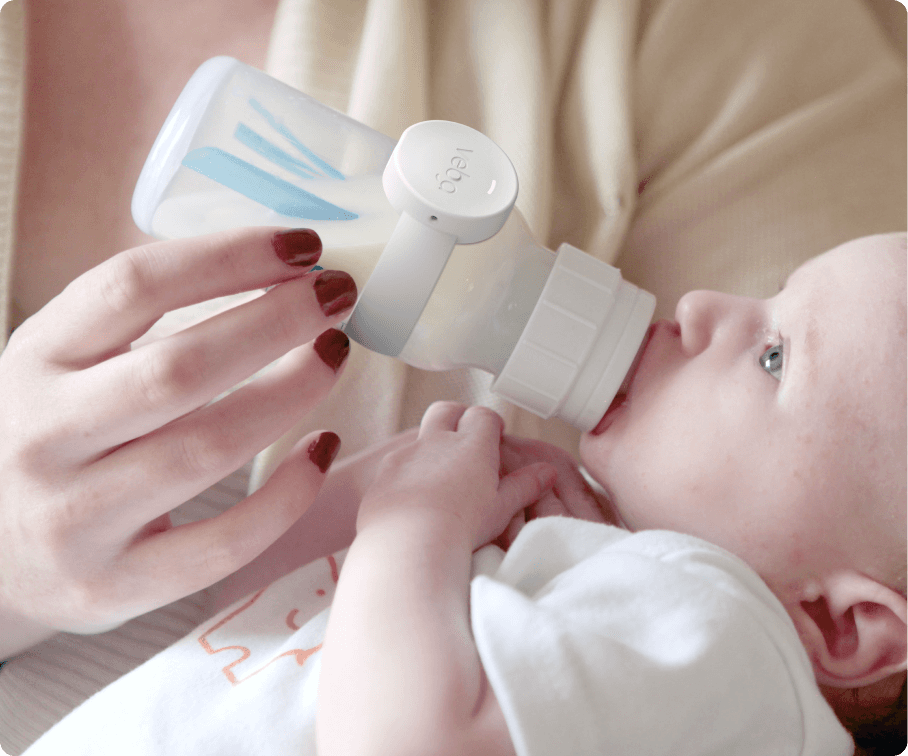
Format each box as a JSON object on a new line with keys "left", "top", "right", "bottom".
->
{"left": 316, "top": 403, "right": 556, "bottom": 756}
{"left": 210, "top": 427, "right": 419, "bottom": 612}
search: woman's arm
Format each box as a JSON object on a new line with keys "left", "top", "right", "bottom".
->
{"left": 317, "top": 403, "right": 555, "bottom": 756}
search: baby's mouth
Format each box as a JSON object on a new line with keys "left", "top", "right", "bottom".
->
{"left": 590, "top": 322, "right": 654, "bottom": 436}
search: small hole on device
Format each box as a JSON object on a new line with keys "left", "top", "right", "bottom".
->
{"left": 430, "top": 216, "right": 438, "bottom": 221}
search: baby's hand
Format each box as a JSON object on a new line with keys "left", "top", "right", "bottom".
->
{"left": 357, "top": 403, "right": 556, "bottom": 551}
{"left": 0, "top": 228, "right": 355, "bottom": 644}
{"left": 494, "top": 436, "right": 619, "bottom": 549}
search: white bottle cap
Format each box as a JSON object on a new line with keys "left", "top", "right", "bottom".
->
{"left": 491, "top": 244, "right": 656, "bottom": 431}
{"left": 344, "top": 120, "right": 518, "bottom": 356}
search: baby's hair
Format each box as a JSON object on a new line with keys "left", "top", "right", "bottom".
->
{"left": 843, "top": 673, "right": 906, "bottom": 756}
{"left": 852, "top": 568, "right": 908, "bottom": 756}
{"left": 839, "top": 498, "right": 905, "bottom": 752}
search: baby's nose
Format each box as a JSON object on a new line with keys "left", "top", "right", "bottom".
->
{"left": 675, "top": 290, "right": 734, "bottom": 356}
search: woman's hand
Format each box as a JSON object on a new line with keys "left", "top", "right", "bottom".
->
{"left": 494, "top": 435, "right": 619, "bottom": 549}
{"left": 0, "top": 227, "right": 355, "bottom": 650}
{"left": 357, "top": 402, "right": 556, "bottom": 551}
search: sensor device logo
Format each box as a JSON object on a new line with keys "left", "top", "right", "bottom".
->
{"left": 435, "top": 148, "right": 473, "bottom": 194}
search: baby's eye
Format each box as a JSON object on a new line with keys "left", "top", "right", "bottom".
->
{"left": 759, "top": 344, "right": 784, "bottom": 381}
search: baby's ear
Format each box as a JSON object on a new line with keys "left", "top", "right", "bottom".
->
{"left": 789, "top": 572, "right": 906, "bottom": 688}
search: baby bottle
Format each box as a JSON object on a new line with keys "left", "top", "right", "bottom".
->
{"left": 132, "top": 57, "right": 656, "bottom": 431}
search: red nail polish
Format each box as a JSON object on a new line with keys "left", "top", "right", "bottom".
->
{"left": 308, "top": 431, "right": 341, "bottom": 473}
{"left": 272, "top": 228, "right": 322, "bottom": 266}
{"left": 313, "top": 328, "right": 350, "bottom": 372}
{"left": 313, "top": 270, "right": 357, "bottom": 316}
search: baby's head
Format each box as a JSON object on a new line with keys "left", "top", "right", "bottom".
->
{"left": 580, "top": 233, "right": 906, "bottom": 736}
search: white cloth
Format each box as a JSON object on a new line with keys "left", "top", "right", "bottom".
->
{"left": 22, "top": 518, "right": 852, "bottom": 755}
{"left": 471, "top": 518, "right": 853, "bottom": 756}
{"left": 22, "top": 549, "right": 345, "bottom": 756}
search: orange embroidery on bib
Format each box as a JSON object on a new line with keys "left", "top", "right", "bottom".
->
{"left": 198, "top": 587, "right": 321, "bottom": 685}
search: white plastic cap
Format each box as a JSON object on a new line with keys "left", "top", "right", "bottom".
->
{"left": 491, "top": 244, "right": 656, "bottom": 431}
{"left": 344, "top": 120, "right": 518, "bottom": 356}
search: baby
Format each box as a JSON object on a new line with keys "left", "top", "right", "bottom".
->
{"left": 317, "top": 232, "right": 907, "bottom": 756}
{"left": 21, "top": 233, "right": 906, "bottom": 756}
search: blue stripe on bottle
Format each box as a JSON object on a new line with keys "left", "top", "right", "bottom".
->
{"left": 234, "top": 123, "right": 319, "bottom": 179}
{"left": 248, "top": 98, "right": 346, "bottom": 181}
{"left": 182, "top": 147, "right": 359, "bottom": 221}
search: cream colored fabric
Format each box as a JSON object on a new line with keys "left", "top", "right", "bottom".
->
{"left": 0, "top": 0, "right": 905, "bottom": 752}
{"left": 619, "top": 0, "right": 906, "bottom": 315}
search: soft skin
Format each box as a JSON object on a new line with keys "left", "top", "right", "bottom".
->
{"left": 0, "top": 228, "right": 356, "bottom": 659}
{"left": 580, "top": 233, "right": 908, "bottom": 692}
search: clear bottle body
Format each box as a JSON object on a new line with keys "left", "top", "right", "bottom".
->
{"left": 133, "top": 56, "right": 400, "bottom": 269}
{"left": 132, "top": 56, "right": 555, "bottom": 364}
{"left": 398, "top": 209, "right": 555, "bottom": 375}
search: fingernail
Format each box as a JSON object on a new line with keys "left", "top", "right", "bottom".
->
{"left": 313, "top": 328, "right": 350, "bottom": 372}
{"left": 313, "top": 270, "right": 357, "bottom": 316}
{"left": 308, "top": 431, "right": 341, "bottom": 473}
{"left": 272, "top": 228, "right": 322, "bottom": 266}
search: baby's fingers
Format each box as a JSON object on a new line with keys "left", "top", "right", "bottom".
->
{"left": 499, "top": 462, "right": 557, "bottom": 510}
{"left": 493, "top": 509, "right": 527, "bottom": 551}
{"left": 124, "top": 430, "right": 341, "bottom": 603}
{"left": 477, "top": 462, "right": 556, "bottom": 550}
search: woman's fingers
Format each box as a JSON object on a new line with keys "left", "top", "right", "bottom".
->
{"left": 67, "top": 270, "right": 356, "bottom": 452}
{"left": 86, "top": 329, "right": 350, "bottom": 530}
{"left": 28, "top": 227, "right": 323, "bottom": 366}
{"left": 122, "top": 429, "right": 342, "bottom": 608}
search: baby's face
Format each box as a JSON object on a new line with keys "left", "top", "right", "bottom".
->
{"left": 580, "top": 233, "right": 907, "bottom": 597}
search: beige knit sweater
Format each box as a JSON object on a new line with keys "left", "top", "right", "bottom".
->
{"left": 0, "top": 0, "right": 904, "bottom": 751}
